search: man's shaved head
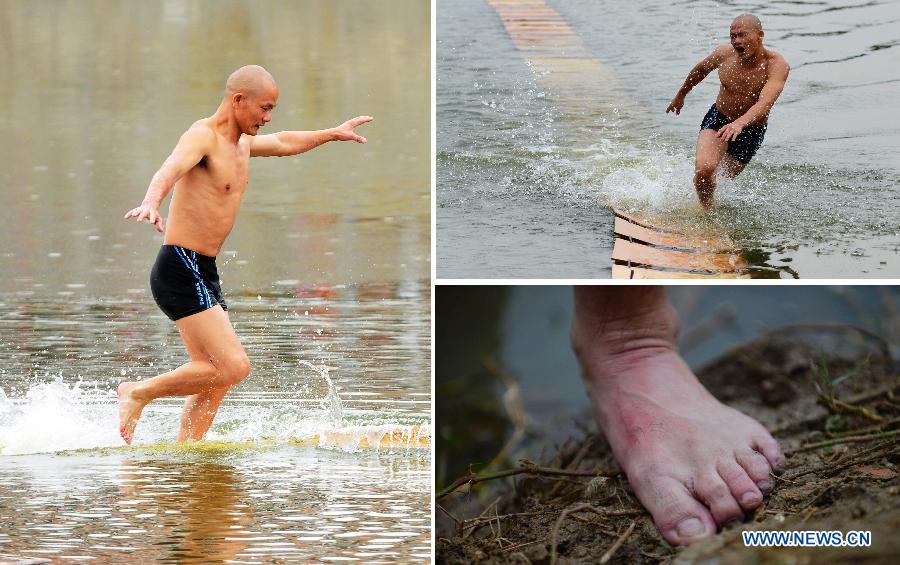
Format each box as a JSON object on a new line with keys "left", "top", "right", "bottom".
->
{"left": 225, "top": 65, "right": 277, "bottom": 98}
{"left": 732, "top": 14, "right": 762, "bottom": 32}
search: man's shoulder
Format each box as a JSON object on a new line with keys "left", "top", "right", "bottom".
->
{"left": 181, "top": 120, "right": 218, "bottom": 146}
{"left": 765, "top": 50, "right": 790, "bottom": 74}
{"left": 713, "top": 44, "right": 736, "bottom": 57}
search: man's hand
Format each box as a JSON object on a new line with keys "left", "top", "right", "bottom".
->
{"left": 666, "top": 95, "right": 685, "bottom": 116}
{"left": 124, "top": 203, "right": 164, "bottom": 233}
{"left": 717, "top": 120, "right": 746, "bottom": 142}
{"left": 332, "top": 116, "right": 373, "bottom": 143}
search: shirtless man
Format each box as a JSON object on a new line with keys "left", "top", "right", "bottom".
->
{"left": 572, "top": 286, "right": 784, "bottom": 545}
{"left": 117, "top": 65, "right": 372, "bottom": 444}
{"left": 666, "top": 14, "right": 790, "bottom": 209}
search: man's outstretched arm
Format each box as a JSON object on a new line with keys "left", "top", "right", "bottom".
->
{"left": 124, "top": 126, "right": 215, "bottom": 232}
{"left": 666, "top": 46, "right": 730, "bottom": 115}
{"left": 250, "top": 116, "right": 373, "bottom": 158}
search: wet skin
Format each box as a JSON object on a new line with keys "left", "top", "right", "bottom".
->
{"left": 119, "top": 65, "right": 372, "bottom": 444}
{"left": 572, "top": 287, "right": 785, "bottom": 545}
{"left": 666, "top": 17, "right": 790, "bottom": 208}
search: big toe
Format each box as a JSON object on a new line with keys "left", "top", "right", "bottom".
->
{"left": 633, "top": 474, "right": 716, "bottom": 546}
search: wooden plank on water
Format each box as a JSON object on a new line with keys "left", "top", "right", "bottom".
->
{"left": 612, "top": 239, "right": 745, "bottom": 273}
{"left": 611, "top": 207, "right": 671, "bottom": 232}
{"left": 612, "top": 264, "right": 750, "bottom": 280}
{"left": 291, "top": 425, "right": 431, "bottom": 450}
{"left": 613, "top": 217, "right": 735, "bottom": 253}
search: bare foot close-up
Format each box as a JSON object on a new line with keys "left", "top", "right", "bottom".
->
{"left": 576, "top": 344, "right": 784, "bottom": 545}
{"left": 572, "top": 286, "right": 784, "bottom": 545}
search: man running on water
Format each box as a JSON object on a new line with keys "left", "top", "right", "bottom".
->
{"left": 118, "top": 65, "right": 372, "bottom": 444}
{"left": 666, "top": 14, "right": 789, "bottom": 209}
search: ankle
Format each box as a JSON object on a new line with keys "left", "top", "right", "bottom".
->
{"left": 571, "top": 298, "right": 679, "bottom": 365}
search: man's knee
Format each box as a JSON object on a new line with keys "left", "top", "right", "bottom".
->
{"left": 218, "top": 351, "right": 251, "bottom": 386}
{"left": 695, "top": 161, "right": 717, "bottom": 181}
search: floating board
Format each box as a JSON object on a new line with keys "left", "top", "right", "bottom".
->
{"left": 290, "top": 425, "right": 431, "bottom": 450}
{"left": 484, "top": 0, "right": 629, "bottom": 114}
{"left": 612, "top": 207, "right": 750, "bottom": 279}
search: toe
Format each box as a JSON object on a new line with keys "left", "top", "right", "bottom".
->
{"left": 694, "top": 472, "right": 745, "bottom": 527}
{"left": 717, "top": 459, "right": 763, "bottom": 511}
{"left": 736, "top": 447, "right": 775, "bottom": 492}
{"left": 753, "top": 435, "right": 785, "bottom": 473}
{"left": 632, "top": 474, "right": 716, "bottom": 546}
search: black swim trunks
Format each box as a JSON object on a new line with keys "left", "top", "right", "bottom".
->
{"left": 150, "top": 245, "right": 227, "bottom": 321}
{"left": 700, "top": 103, "right": 767, "bottom": 164}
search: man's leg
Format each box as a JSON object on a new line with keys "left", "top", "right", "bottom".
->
{"left": 571, "top": 287, "right": 784, "bottom": 546}
{"left": 117, "top": 306, "right": 251, "bottom": 444}
{"left": 694, "top": 129, "right": 728, "bottom": 209}
{"left": 720, "top": 154, "right": 747, "bottom": 179}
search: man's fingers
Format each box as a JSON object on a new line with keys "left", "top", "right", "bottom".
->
{"left": 351, "top": 115, "right": 374, "bottom": 128}
{"left": 356, "top": 135, "right": 367, "bottom": 144}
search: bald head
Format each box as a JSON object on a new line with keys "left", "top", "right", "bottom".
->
{"left": 225, "top": 65, "right": 277, "bottom": 98}
{"left": 732, "top": 14, "right": 762, "bottom": 33}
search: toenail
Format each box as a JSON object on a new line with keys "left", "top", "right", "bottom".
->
{"left": 741, "top": 491, "right": 762, "bottom": 506}
{"left": 757, "top": 479, "right": 773, "bottom": 492}
{"left": 676, "top": 517, "right": 706, "bottom": 538}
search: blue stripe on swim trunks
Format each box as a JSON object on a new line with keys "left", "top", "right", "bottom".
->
{"left": 173, "top": 246, "right": 211, "bottom": 308}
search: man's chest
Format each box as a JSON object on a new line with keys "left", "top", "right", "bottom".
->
{"left": 194, "top": 148, "right": 250, "bottom": 196}
{"left": 718, "top": 61, "right": 769, "bottom": 95}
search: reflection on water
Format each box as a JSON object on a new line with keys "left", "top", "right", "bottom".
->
{"left": 437, "top": 0, "right": 900, "bottom": 278}
{"left": 0, "top": 449, "right": 431, "bottom": 562}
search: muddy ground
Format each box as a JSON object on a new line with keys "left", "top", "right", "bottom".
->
{"left": 436, "top": 328, "right": 900, "bottom": 563}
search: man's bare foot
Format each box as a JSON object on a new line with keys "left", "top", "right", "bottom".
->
{"left": 117, "top": 382, "right": 147, "bottom": 445}
{"left": 572, "top": 289, "right": 784, "bottom": 546}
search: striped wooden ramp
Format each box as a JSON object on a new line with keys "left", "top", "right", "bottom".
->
{"left": 485, "top": 0, "right": 628, "bottom": 114}
{"left": 611, "top": 208, "right": 749, "bottom": 279}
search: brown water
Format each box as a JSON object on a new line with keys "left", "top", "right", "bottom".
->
{"left": 0, "top": 1, "right": 431, "bottom": 562}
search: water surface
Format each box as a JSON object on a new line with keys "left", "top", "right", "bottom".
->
{"left": 437, "top": 0, "right": 900, "bottom": 278}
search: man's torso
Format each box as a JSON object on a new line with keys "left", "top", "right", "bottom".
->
{"left": 165, "top": 119, "right": 250, "bottom": 256}
{"left": 715, "top": 48, "right": 782, "bottom": 122}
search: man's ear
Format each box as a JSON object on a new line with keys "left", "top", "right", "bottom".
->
{"left": 232, "top": 93, "right": 244, "bottom": 107}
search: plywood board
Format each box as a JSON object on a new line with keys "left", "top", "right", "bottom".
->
{"left": 612, "top": 239, "right": 745, "bottom": 273}
{"left": 612, "top": 264, "right": 750, "bottom": 280}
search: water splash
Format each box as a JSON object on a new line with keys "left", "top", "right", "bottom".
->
{"left": 299, "top": 360, "right": 344, "bottom": 426}
{"left": 0, "top": 379, "right": 121, "bottom": 455}
{"left": 0, "top": 376, "right": 428, "bottom": 455}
